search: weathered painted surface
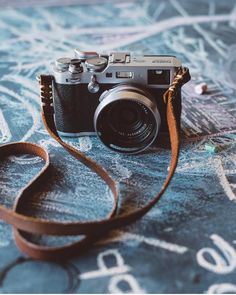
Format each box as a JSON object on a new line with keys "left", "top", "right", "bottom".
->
{"left": 0, "top": 0, "right": 236, "bottom": 293}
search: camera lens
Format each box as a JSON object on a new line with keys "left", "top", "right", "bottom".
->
{"left": 94, "top": 85, "right": 161, "bottom": 154}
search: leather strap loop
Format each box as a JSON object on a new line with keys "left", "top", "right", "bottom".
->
{"left": 0, "top": 67, "right": 190, "bottom": 260}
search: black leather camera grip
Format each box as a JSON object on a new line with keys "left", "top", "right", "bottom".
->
{"left": 0, "top": 68, "right": 190, "bottom": 260}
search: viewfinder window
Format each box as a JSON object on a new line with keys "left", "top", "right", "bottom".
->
{"left": 148, "top": 69, "right": 170, "bottom": 85}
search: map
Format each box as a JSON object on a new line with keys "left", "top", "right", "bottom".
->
{"left": 0, "top": 0, "right": 236, "bottom": 293}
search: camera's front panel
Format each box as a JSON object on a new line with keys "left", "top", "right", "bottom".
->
{"left": 53, "top": 81, "right": 181, "bottom": 138}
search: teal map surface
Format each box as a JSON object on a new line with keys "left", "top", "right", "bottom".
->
{"left": 0, "top": 0, "right": 236, "bottom": 293}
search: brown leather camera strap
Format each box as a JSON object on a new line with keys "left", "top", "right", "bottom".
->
{"left": 0, "top": 67, "right": 190, "bottom": 260}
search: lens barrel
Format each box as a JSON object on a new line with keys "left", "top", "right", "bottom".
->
{"left": 94, "top": 85, "right": 161, "bottom": 154}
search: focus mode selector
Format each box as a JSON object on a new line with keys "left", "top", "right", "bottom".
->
{"left": 88, "top": 75, "right": 100, "bottom": 93}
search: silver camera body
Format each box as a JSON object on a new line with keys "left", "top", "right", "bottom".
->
{"left": 54, "top": 50, "right": 181, "bottom": 87}
{"left": 52, "top": 50, "right": 183, "bottom": 154}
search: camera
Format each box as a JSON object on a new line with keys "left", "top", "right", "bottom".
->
{"left": 51, "top": 50, "right": 185, "bottom": 154}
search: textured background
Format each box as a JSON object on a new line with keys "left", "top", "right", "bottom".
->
{"left": 0, "top": 0, "right": 236, "bottom": 293}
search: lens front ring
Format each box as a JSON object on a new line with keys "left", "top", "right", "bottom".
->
{"left": 94, "top": 85, "right": 161, "bottom": 154}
